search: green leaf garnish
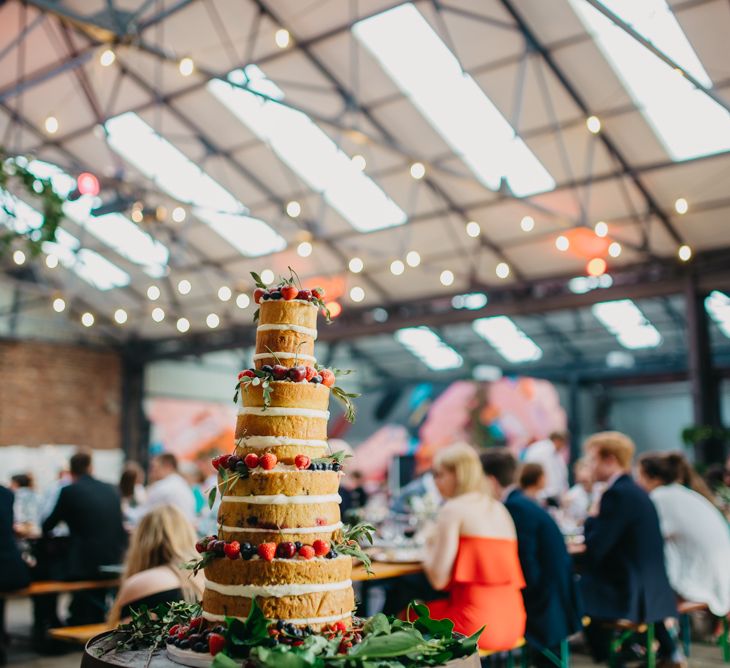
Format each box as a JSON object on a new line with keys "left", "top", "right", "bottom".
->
{"left": 332, "top": 386, "right": 360, "bottom": 423}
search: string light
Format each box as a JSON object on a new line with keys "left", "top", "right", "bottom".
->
{"left": 587, "top": 257, "right": 607, "bottom": 276}
{"left": 409, "top": 162, "right": 426, "bottom": 179}
{"left": 152, "top": 307, "right": 165, "bottom": 322}
{"left": 260, "top": 269, "right": 274, "bottom": 284}
{"left": 675, "top": 198, "right": 688, "bottom": 214}
{"left": 131, "top": 208, "right": 144, "bottom": 223}
{"left": 496, "top": 262, "right": 510, "bottom": 279}
{"left": 440, "top": 269, "right": 454, "bottom": 286}
{"left": 147, "top": 285, "right": 160, "bottom": 301}
{"left": 286, "top": 200, "right": 301, "bottom": 218}
{"left": 350, "top": 286, "right": 365, "bottom": 302}
{"left": 99, "top": 49, "right": 116, "bottom": 67}
{"left": 608, "top": 242, "right": 622, "bottom": 258}
{"left": 297, "top": 241, "right": 312, "bottom": 257}
{"left": 172, "top": 206, "right": 186, "bottom": 222}
{"left": 348, "top": 257, "right": 364, "bottom": 273}
{"left": 77, "top": 172, "right": 100, "bottom": 196}
{"left": 466, "top": 221, "right": 481, "bottom": 237}
{"left": 555, "top": 235, "right": 569, "bottom": 251}
{"left": 12, "top": 250, "right": 26, "bottom": 265}
{"left": 44, "top": 116, "right": 59, "bottom": 134}
{"left": 236, "top": 293, "right": 250, "bottom": 309}
{"left": 81, "top": 312, "right": 94, "bottom": 327}
{"left": 177, "top": 279, "right": 191, "bottom": 295}
{"left": 678, "top": 244, "right": 692, "bottom": 262}
{"left": 206, "top": 313, "right": 220, "bottom": 329}
{"left": 218, "top": 286, "right": 232, "bottom": 301}
{"left": 594, "top": 221, "right": 608, "bottom": 237}
{"left": 351, "top": 154, "right": 366, "bottom": 171}
{"left": 179, "top": 57, "right": 194, "bottom": 76}
{"left": 177, "top": 317, "right": 190, "bottom": 333}
{"left": 586, "top": 115, "right": 601, "bottom": 134}
{"left": 520, "top": 216, "right": 534, "bottom": 232}
{"left": 275, "top": 28, "right": 291, "bottom": 49}
{"left": 114, "top": 308, "right": 128, "bottom": 324}
{"left": 46, "top": 254, "right": 58, "bottom": 269}
{"left": 52, "top": 297, "right": 66, "bottom": 313}
{"left": 406, "top": 250, "right": 421, "bottom": 267}
{"left": 390, "top": 259, "right": 405, "bottom": 275}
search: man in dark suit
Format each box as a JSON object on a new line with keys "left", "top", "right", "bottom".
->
{"left": 43, "top": 449, "right": 127, "bottom": 625}
{"left": 580, "top": 432, "right": 680, "bottom": 664}
{"left": 481, "top": 448, "right": 582, "bottom": 662}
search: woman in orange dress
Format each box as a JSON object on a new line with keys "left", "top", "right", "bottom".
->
{"left": 418, "top": 443, "right": 526, "bottom": 651}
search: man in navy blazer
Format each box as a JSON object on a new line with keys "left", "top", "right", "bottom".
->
{"left": 481, "top": 448, "right": 582, "bottom": 659}
{"left": 580, "top": 432, "right": 679, "bottom": 664}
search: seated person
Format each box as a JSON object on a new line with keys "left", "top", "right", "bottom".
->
{"left": 637, "top": 452, "right": 730, "bottom": 617}
{"left": 562, "top": 458, "right": 595, "bottom": 524}
{"left": 419, "top": 443, "right": 526, "bottom": 651}
{"left": 481, "top": 449, "right": 582, "bottom": 657}
{"left": 108, "top": 505, "right": 203, "bottom": 624}
{"left": 519, "top": 462, "right": 546, "bottom": 501}
{"left": 580, "top": 432, "right": 679, "bottom": 664}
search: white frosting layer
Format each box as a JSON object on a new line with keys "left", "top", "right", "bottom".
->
{"left": 221, "top": 493, "right": 341, "bottom": 505}
{"left": 240, "top": 436, "right": 328, "bottom": 448}
{"left": 202, "top": 610, "right": 351, "bottom": 625}
{"left": 253, "top": 352, "right": 316, "bottom": 362}
{"left": 257, "top": 323, "right": 318, "bottom": 339}
{"left": 238, "top": 407, "right": 329, "bottom": 419}
{"left": 204, "top": 579, "right": 352, "bottom": 598}
{"left": 221, "top": 521, "right": 343, "bottom": 534}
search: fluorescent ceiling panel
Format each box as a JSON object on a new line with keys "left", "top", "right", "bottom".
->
{"left": 705, "top": 290, "right": 730, "bottom": 338}
{"left": 472, "top": 316, "right": 543, "bottom": 363}
{"left": 105, "top": 112, "right": 285, "bottom": 257}
{"left": 569, "top": 0, "right": 730, "bottom": 160}
{"left": 354, "top": 3, "right": 555, "bottom": 197}
{"left": 207, "top": 66, "right": 406, "bottom": 233}
{"left": 27, "top": 160, "right": 168, "bottom": 278}
{"left": 2, "top": 194, "right": 130, "bottom": 290}
{"left": 395, "top": 326, "right": 463, "bottom": 370}
{"left": 592, "top": 299, "right": 662, "bottom": 349}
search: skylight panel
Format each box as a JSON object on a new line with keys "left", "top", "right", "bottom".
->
{"left": 569, "top": 0, "right": 730, "bottom": 160}
{"left": 705, "top": 290, "right": 730, "bottom": 338}
{"left": 104, "top": 112, "right": 285, "bottom": 257}
{"left": 354, "top": 4, "right": 555, "bottom": 197}
{"left": 592, "top": 299, "right": 662, "bottom": 349}
{"left": 207, "top": 66, "right": 406, "bottom": 233}
{"left": 472, "top": 316, "right": 543, "bottom": 363}
{"left": 25, "top": 160, "right": 169, "bottom": 278}
{"left": 395, "top": 326, "right": 463, "bottom": 370}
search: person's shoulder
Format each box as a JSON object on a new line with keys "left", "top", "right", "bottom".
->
{"left": 120, "top": 567, "right": 179, "bottom": 602}
{"left": 441, "top": 492, "right": 485, "bottom": 517}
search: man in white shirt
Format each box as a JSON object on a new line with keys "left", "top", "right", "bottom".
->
{"left": 523, "top": 432, "right": 569, "bottom": 503}
{"left": 130, "top": 453, "right": 196, "bottom": 525}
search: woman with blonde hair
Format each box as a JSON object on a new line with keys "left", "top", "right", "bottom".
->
{"left": 417, "top": 443, "right": 526, "bottom": 651}
{"left": 108, "top": 505, "right": 203, "bottom": 624}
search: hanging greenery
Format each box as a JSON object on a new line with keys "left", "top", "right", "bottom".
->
{"left": 0, "top": 149, "right": 66, "bottom": 259}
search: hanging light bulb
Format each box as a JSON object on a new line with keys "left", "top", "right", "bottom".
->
{"left": 99, "top": 49, "right": 116, "bottom": 67}
{"left": 179, "top": 57, "right": 195, "bottom": 76}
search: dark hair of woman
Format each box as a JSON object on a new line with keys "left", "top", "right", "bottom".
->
{"left": 638, "top": 452, "right": 718, "bottom": 506}
{"left": 119, "top": 462, "right": 143, "bottom": 499}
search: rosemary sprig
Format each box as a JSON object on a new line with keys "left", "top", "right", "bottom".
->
{"left": 332, "top": 386, "right": 360, "bottom": 423}
{"left": 311, "top": 450, "right": 351, "bottom": 466}
{"left": 207, "top": 466, "right": 241, "bottom": 509}
{"left": 334, "top": 522, "right": 375, "bottom": 574}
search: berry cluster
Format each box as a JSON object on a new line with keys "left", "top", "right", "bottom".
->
{"left": 269, "top": 620, "right": 314, "bottom": 647}
{"left": 254, "top": 286, "right": 324, "bottom": 304}
{"left": 294, "top": 454, "right": 345, "bottom": 472}
{"left": 195, "top": 536, "right": 338, "bottom": 562}
{"left": 165, "top": 618, "right": 225, "bottom": 655}
{"left": 212, "top": 452, "right": 277, "bottom": 476}
{"left": 238, "top": 365, "right": 335, "bottom": 387}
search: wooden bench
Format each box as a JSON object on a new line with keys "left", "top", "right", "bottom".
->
{"left": 677, "top": 600, "right": 730, "bottom": 663}
{"left": 0, "top": 579, "right": 120, "bottom": 598}
{"left": 48, "top": 622, "right": 112, "bottom": 645}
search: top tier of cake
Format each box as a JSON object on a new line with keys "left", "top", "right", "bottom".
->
{"left": 254, "top": 300, "right": 319, "bottom": 369}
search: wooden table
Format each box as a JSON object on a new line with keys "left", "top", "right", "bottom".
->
{"left": 352, "top": 560, "right": 423, "bottom": 582}
{"left": 50, "top": 623, "right": 113, "bottom": 644}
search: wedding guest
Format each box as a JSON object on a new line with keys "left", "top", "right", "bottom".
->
{"left": 523, "top": 432, "right": 569, "bottom": 504}
{"left": 637, "top": 452, "right": 730, "bottom": 617}
{"left": 119, "top": 462, "right": 146, "bottom": 528}
{"left": 580, "top": 432, "right": 679, "bottom": 664}
{"left": 130, "top": 453, "right": 196, "bottom": 524}
{"left": 10, "top": 473, "right": 40, "bottom": 528}
{"left": 418, "top": 443, "right": 526, "bottom": 651}
{"left": 519, "top": 463, "right": 546, "bottom": 501}
{"left": 482, "top": 448, "right": 582, "bottom": 659}
{"left": 108, "top": 505, "right": 203, "bottom": 624}
{"left": 42, "top": 449, "right": 127, "bottom": 625}
{"left": 562, "top": 458, "right": 596, "bottom": 523}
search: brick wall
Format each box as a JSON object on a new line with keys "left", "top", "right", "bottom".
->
{"left": 0, "top": 340, "right": 122, "bottom": 449}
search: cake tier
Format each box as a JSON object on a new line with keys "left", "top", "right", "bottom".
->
{"left": 255, "top": 327, "right": 315, "bottom": 362}
{"left": 242, "top": 381, "right": 329, "bottom": 410}
{"left": 219, "top": 524, "right": 341, "bottom": 545}
{"left": 221, "top": 469, "right": 340, "bottom": 497}
{"left": 202, "top": 586, "right": 354, "bottom": 628}
{"left": 259, "top": 300, "right": 318, "bottom": 330}
{"left": 235, "top": 411, "right": 328, "bottom": 441}
{"left": 218, "top": 496, "right": 341, "bottom": 529}
{"left": 205, "top": 552, "right": 351, "bottom": 585}
{"left": 253, "top": 352, "right": 316, "bottom": 369}
{"left": 235, "top": 436, "right": 328, "bottom": 464}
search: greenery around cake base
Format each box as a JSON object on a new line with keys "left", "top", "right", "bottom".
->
{"left": 114, "top": 599, "right": 481, "bottom": 668}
